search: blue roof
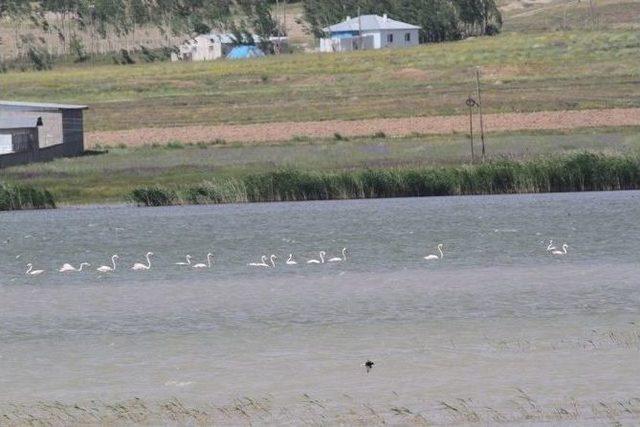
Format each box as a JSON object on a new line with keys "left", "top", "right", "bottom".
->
{"left": 226, "top": 45, "right": 265, "bottom": 59}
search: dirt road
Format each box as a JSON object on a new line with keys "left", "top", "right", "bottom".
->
{"left": 87, "top": 108, "right": 640, "bottom": 147}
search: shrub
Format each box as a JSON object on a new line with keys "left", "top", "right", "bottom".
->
{"left": 0, "top": 183, "right": 56, "bottom": 211}
{"left": 130, "top": 186, "right": 178, "bottom": 207}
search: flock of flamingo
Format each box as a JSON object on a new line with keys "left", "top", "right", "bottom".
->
{"left": 23, "top": 247, "right": 349, "bottom": 277}
{"left": 23, "top": 241, "right": 568, "bottom": 277}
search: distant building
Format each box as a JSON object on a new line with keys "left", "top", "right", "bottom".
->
{"left": 172, "top": 33, "right": 289, "bottom": 62}
{"left": 172, "top": 33, "right": 238, "bottom": 62}
{"left": 0, "top": 101, "right": 87, "bottom": 168}
{"left": 320, "top": 14, "right": 421, "bottom": 53}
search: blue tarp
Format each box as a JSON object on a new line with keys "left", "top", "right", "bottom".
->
{"left": 226, "top": 45, "right": 266, "bottom": 59}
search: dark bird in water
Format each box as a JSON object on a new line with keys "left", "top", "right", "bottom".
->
{"left": 363, "top": 360, "right": 374, "bottom": 373}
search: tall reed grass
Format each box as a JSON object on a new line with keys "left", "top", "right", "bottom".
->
{"left": 0, "top": 183, "right": 56, "bottom": 211}
{"left": 130, "top": 153, "right": 640, "bottom": 207}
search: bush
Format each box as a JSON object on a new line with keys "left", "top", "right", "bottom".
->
{"left": 130, "top": 186, "right": 178, "bottom": 207}
{"left": 0, "top": 183, "right": 56, "bottom": 211}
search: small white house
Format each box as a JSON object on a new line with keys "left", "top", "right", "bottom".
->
{"left": 320, "top": 14, "right": 421, "bottom": 53}
{"left": 172, "top": 33, "right": 258, "bottom": 62}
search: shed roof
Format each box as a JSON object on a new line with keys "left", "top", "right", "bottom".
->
{"left": 0, "top": 100, "right": 88, "bottom": 112}
{"left": 0, "top": 116, "right": 41, "bottom": 129}
{"left": 323, "top": 15, "right": 421, "bottom": 33}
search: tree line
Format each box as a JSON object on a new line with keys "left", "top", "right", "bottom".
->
{"left": 0, "top": 0, "right": 501, "bottom": 70}
{"left": 0, "top": 0, "right": 283, "bottom": 68}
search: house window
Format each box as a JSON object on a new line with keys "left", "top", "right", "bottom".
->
{"left": 387, "top": 34, "right": 394, "bottom": 43}
{"left": 405, "top": 33, "right": 411, "bottom": 42}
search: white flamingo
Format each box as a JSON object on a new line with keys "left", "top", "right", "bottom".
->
{"left": 424, "top": 244, "right": 444, "bottom": 261}
{"left": 193, "top": 253, "right": 214, "bottom": 269}
{"left": 97, "top": 255, "right": 119, "bottom": 273}
{"left": 328, "top": 248, "right": 348, "bottom": 263}
{"left": 131, "top": 252, "right": 154, "bottom": 271}
{"left": 307, "top": 251, "right": 326, "bottom": 264}
{"left": 546, "top": 240, "right": 557, "bottom": 252}
{"left": 25, "top": 263, "right": 44, "bottom": 276}
{"left": 249, "top": 256, "right": 270, "bottom": 267}
{"left": 176, "top": 255, "right": 192, "bottom": 266}
{"left": 552, "top": 244, "right": 569, "bottom": 256}
{"left": 286, "top": 254, "right": 298, "bottom": 265}
{"left": 59, "top": 262, "right": 90, "bottom": 273}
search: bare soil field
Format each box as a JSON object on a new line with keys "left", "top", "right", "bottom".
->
{"left": 87, "top": 108, "right": 640, "bottom": 147}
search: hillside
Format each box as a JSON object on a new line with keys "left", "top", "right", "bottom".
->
{"left": 1, "top": 29, "right": 639, "bottom": 137}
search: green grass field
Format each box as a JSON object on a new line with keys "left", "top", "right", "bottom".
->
{"left": 1, "top": 29, "right": 639, "bottom": 132}
{"left": 1, "top": 127, "right": 639, "bottom": 204}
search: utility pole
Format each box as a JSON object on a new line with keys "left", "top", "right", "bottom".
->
{"left": 283, "top": 0, "right": 287, "bottom": 37}
{"left": 466, "top": 96, "right": 477, "bottom": 163}
{"left": 588, "top": 0, "right": 597, "bottom": 27}
{"left": 475, "top": 67, "right": 486, "bottom": 162}
{"left": 358, "top": 7, "right": 362, "bottom": 50}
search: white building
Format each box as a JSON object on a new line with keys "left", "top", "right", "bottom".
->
{"left": 172, "top": 33, "right": 288, "bottom": 62}
{"left": 320, "top": 14, "right": 421, "bottom": 53}
{"left": 172, "top": 33, "right": 237, "bottom": 62}
{"left": 172, "top": 33, "right": 256, "bottom": 62}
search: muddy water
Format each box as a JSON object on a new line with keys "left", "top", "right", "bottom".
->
{"left": 1, "top": 192, "right": 639, "bottom": 424}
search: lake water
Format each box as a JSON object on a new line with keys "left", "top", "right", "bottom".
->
{"left": 1, "top": 192, "right": 639, "bottom": 425}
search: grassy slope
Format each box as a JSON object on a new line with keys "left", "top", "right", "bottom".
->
{"left": 1, "top": 127, "right": 639, "bottom": 204}
{"left": 0, "top": 30, "right": 639, "bottom": 132}
{"left": 502, "top": 0, "right": 640, "bottom": 33}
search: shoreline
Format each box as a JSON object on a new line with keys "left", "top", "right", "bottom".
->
{"left": 2, "top": 394, "right": 639, "bottom": 425}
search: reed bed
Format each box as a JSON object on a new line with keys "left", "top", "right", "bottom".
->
{"left": 130, "top": 153, "right": 640, "bottom": 207}
{"left": 0, "top": 182, "right": 56, "bottom": 211}
{"left": 1, "top": 393, "right": 639, "bottom": 425}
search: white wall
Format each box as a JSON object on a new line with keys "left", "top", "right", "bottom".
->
{"left": 363, "top": 31, "right": 382, "bottom": 49}
{"left": 320, "top": 29, "right": 419, "bottom": 52}
{"left": 379, "top": 29, "right": 420, "bottom": 49}
{"left": 319, "top": 35, "right": 374, "bottom": 52}
{"left": 172, "top": 36, "right": 225, "bottom": 62}
{"left": 0, "top": 135, "right": 12, "bottom": 154}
